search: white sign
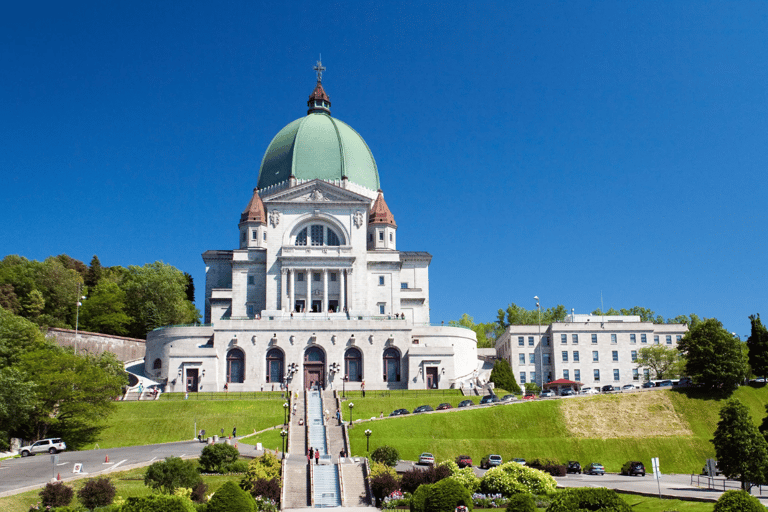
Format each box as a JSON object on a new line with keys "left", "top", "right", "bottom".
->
{"left": 651, "top": 457, "right": 661, "bottom": 480}
{"left": 73, "top": 463, "right": 83, "bottom": 474}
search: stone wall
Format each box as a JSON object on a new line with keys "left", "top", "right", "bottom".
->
{"left": 46, "top": 328, "right": 146, "bottom": 362}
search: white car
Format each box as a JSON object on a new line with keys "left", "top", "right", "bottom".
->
{"left": 622, "top": 384, "right": 640, "bottom": 391}
{"left": 540, "top": 390, "right": 555, "bottom": 398}
{"left": 20, "top": 438, "right": 66, "bottom": 457}
{"left": 418, "top": 452, "right": 435, "bottom": 465}
{"left": 580, "top": 387, "right": 599, "bottom": 395}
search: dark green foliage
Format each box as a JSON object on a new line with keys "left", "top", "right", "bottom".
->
{"left": 497, "top": 303, "right": 567, "bottom": 328}
{"left": 747, "top": 314, "right": 768, "bottom": 379}
{"left": 39, "top": 481, "right": 74, "bottom": 508}
{"left": 184, "top": 272, "right": 195, "bottom": 303}
{"left": 77, "top": 477, "right": 116, "bottom": 509}
{"left": 506, "top": 493, "right": 537, "bottom": 512}
{"left": 546, "top": 487, "right": 631, "bottom": 512}
{"left": 190, "top": 480, "right": 209, "bottom": 504}
{"left": 713, "top": 489, "right": 764, "bottom": 511}
{"left": 144, "top": 457, "right": 202, "bottom": 494}
{"left": 490, "top": 359, "right": 521, "bottom": 394}
{"left": 410, "top": 478, "right": 473, "bottom": 512}
{"left": 121, "top": 494, "right": 197, "bottom": 512}
{"left": 78, "top": 281, "right": 131, "bottom": 336}
{"left": 400, "top": 463, "right": 451, "bottom": 494}
{"left": 371, "top": 444, "right": 399, "bottom": 466}
{"left": 678, "top": 318, "right": 747, "bottom": 391}
{"left": 199, "top": 442, "right": 240, "bottom": 473}
{"left": 206, "top": 480, "right": 256, "bottom": 512}
{"left": 370, "top": 472, "right": 400, "bottom": 506}
{"left": 225, "top": 459, "right": 249, "bottom": 473}
{"left": 240, "top": 452, "right": 281, "bottom": 492}
{"left": 712, "top": 398, "right": 768, "bottom": 491}
{"left": 247, "top": 477, "right": 280, "bottom": 503}
{"left": 527, "top": 458, "right": 566, "bottom": 477}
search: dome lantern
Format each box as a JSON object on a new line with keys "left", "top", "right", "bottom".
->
{"left": 307, "top": 56, "right": 331, "bottom": 115}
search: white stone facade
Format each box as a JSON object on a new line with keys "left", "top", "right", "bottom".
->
{"left": 496, "top": 314, "right": 688, "bottom": 389}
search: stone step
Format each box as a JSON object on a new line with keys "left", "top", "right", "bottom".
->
{"left": 283, "top": 462, "right": 310, "bottom": 509}
{"left": 341, "top": 462, "right": 370, "bottom": 507}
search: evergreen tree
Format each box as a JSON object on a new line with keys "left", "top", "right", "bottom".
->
{"left": 677, "top": 318, "right": 747, "bottom": 391}
{"left": 489, "top": 358, "right": 521, "bottom": 394}
{"left": 712, "top": 398, "right": 768, "bottom": 491}
{"left": 85, "top": 255, "right": 103, "bottom": 288}
{"left": 747, "top": 314, "right": 768, "bottom": 379}
{"left": 183, "top": 272, "right": 195, "bottom": 303}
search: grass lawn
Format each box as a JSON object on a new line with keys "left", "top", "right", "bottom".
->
{"left": 620, "top": 493, "right": 714, "bottom": 511}
{"left": 0, "top": 466, "right": 242, "bottom": 512}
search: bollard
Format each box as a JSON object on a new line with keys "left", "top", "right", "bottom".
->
{"left": 105, "top": 455, "right": 109, "bottom": 463}
{"left": 57, "top": 473, "right": 61, "bottom": 481}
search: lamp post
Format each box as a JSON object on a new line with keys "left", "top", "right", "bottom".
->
{"left": 343, "top": 374, "right": 348, "bottom": 398}
{"left": 283, "top": 402, "right": 289, "bottom": 426}
{"left": 365, "top": 428, "right": 372, "bottom": 452}
{"left": 535, "top": 295, "right": 542, "bottom": 389}
{"left": 348, "top": 402, "right": 354, "bottom": 427}
{"left": 280, "top": 429, "right": 287, "bottom": 459}
{"left": 74, "top": 284, "right": 86, "bottom": 355}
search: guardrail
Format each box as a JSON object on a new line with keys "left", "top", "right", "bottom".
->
{"left": 690, "top": 474, "right": 765, "bottom": 494}
{"left": 151, "top": 323, "right": 213, "bottom": 331}
{"left": 160, "top": 391, "right": 289, "bottom": 401}
{"left": 340, "top": 389, "right": 463, "bottom": 399}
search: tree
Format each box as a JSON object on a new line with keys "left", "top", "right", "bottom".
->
{"left": 206, "top": 480, "right": 256, "bottom": 512}
{"left": 0, "top": 284, "right": 20, "bottom": 314}
{"left": 635, "top": 345, "right": 684, "bottom": 380}
{"left": 370, "top": 445, "right": 399, "bottom": 467}
{"left": 747, "top": 314, "right": 768, "bottom": 379}
{"left": 78, "top": 281, "right": 131, "bottom": 336}
{"left": 489, "top": 359, "right": 521, "bottom": 394}
{"left": 184, "top": 272, "right": 195, "bottom": 303}
{"left": 712, "top": 398, "right": 768, "bottom": 491}
{"left": 496, "top": 303, "right": 566, "bottom": 329}
{"left": 0, "top": 367, "right": 35, "bottom": 450}
{"left": 0, "top": 306, "right": 48, "bottom": 368}
{"left": 77, "top": 477, "right": 117, "bottom": 509}
{"left": 85, "top": 255, "right": 103, "bottom": 288}
{"left": 677, "top": 318, "right": 747, "bottom": 391}
{"left": 144, "top": 457, "right": 202, "bottom": 494}
{"left": 199, "top": 443, "right": 240, "bottom": 473}
{"left": 449, "top": 314, "right": 498, "bottom": 348}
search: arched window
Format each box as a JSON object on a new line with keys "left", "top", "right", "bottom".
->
{"left": 345, "top": 348, "right": 363, "bottom": 382}
{"left": 227, "top": 349, "right": 245, "bottom": 383}
{"left": 266, "top": 348, "right": 284, "bottom": 383}
{"left": 153, "top": 358, "right": 162, "bottom": 370}
{"left": 383, "top": 347, "right": 401, "bottom": 382}
{"left": 304, "top": 346, "right": 325, "bottom": 363}
{"left": 294, "top": 225, "right": 342, "bottom": 246}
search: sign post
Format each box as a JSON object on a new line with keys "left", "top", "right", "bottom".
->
{"left": 51, "top": 454, "right": 59, "bottom": 480}
{"left": 651, "top": 457, "right": 661, "bottom": 499}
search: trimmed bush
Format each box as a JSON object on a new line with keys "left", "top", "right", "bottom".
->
{"left": 77, "top": 477, "right": 117, "bottom": 509}
{"left": 206, "top": 480, "right": 256, "bottom": 512}
{"left": 714, "top": 490, "right": 764, "bottom": 512}
{"left": 480, "top": 462, "right": 557, "bottom": 496}
{"left": 369, "top": 460, "right": 398, "bottom": 479}
{"left": 411, "top": 479, "right": 473, "bottom": 512}
{"left": 371, "top": 445, "right": 400, "bottom": 467}
{"left": 121, "top": 494, "right": 197, "bottom": 512}
{"left": 400, "top": 464, "right": 451, "bottom": 494}
{"left": 410, "top": 483, "right": 433, "bottom": 512}
{"left": 224, "top": 459, "right": 250, "bottom": 473}
{"left": 506, "top": 493, "right": 536, "bottom": 512}
{"left": 546, "top": 487, "right": 630, "bottom": 512}
{"left": 39, "top": 482, "right": 74, "bottom": 508}
{"left": 144, "top": 457, "right": 202, "bottom": 494}
{"left": 199, "top": 443, "right": 240, "bottom": 473}
{"left": 371, "top": 472, "right": 401, "bottom": 507}
{"left": 248, "top": 477, "right": 281, "bottom": 504}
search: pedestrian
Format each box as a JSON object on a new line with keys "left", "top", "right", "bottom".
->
{"left": 379, "top": 411, "right": 384, "bottom": 419}
{"left": 315, "top": 448, "right": 320, "bottom": 465}
{"left": 232, "top": 426, "right": 237, "bottom": 438}
{"left": 224, "top": 382, "right": 229, "bottom": 392}
{"left": 198, "top": 429, "right": 203, "bottom": 442}
{"left": 308, "top": 446, "right": 313, "bottom": 462}
{"left": 361, "top": 380, "right": 365, "bottom": 397}
{"left": 336, "top": 409, "right": 341, "bottom": 425}
{"left": 293, "top": 403, "right": 297, "bottom": 415}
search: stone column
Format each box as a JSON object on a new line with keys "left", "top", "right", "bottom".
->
{"left": 289, "top": 269, "right": 295, "bottom": 314}
{"left": 280, "top": 269, "right": 287, "bottom": 312}
{"left": 346, "top": 268, "right": 353, "bottom": 313}
{"left": 306, "top": 268, "right": 312, "bottom": 312}
{"left": 322, "top": 269, "right": 328, "bottom": 313}
{"left": 340, "top": 269, "right": 346, "bottom": 312}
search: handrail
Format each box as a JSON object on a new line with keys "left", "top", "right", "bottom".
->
{"left": 280, "top": 458, "right": 287, "bottom": 507}
{"left": 363, "top": 456, "right": 373, "bottom": 505}
{"left": 338, "top": 457, "right": 346, "bottom": 507}
{"left": 309, "top": 457, "right": 315, "bottom": 507}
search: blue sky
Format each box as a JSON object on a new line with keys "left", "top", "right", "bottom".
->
{"left": 2, "top": 1, "right": 766, "bottom": 337}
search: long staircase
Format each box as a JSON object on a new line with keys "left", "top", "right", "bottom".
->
{"left": 308, "top": 390, "right": 341, "bottom": 507}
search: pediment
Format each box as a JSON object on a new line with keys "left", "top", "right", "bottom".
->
{"left": 263, "top": 179, "right": 372, "bottom": 205}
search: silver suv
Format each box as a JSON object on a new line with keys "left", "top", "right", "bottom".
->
{"left": 20, "top": 438, "right": 66, "bottom": 457}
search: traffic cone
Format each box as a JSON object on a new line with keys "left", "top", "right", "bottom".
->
{"left": 235, "top": 443, "right": 238, "bottom": 449}
{"left": 105, "top": 455, "right": 109, "bottom": 463}
{"left": 57, "top": 473, "right": 61, "bottom": 481}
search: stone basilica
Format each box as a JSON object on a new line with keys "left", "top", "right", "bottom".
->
{"left": 144, "top": 63, "right": 482, "bottom": 393}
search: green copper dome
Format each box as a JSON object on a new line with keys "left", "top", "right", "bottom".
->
{"left": 257, "top": 111, "right": 380, "bottom": 192}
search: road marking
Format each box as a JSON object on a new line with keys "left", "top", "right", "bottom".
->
{"left": 109, "top": 459, "right": 128, "bottom": 471}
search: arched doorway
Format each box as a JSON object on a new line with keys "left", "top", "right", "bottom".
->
{"left": 383, "top": 347, "right": 401, "bottom": 383}
{"left": 227, "top": 348, "right": 245, "bottom": 383}
{"left": 304, "top": 346, "right": 326, "bottom": 389}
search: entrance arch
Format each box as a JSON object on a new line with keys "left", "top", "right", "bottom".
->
{"left": 304, "top": 346, "right": 326, "bottom": 389}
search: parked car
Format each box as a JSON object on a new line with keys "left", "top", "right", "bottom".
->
{"left": 20, "top": 438, "right": 66, "bottom": 457}
{"left": 481, "top": 454, "right": 503, "bottom": 469}
{"left": 678, "top": 377, "right": 693, "bottom": 387}
{"left": 418, "top": 452, "right": 435, "bottom": 465}
{"left": 389, "top": 408, "right": 410, "bottom": 416}
{"left": 622, "top": 384, "right": 639, "bottom": 391}
{"left": 501, "top": 394, "right": 516, "bottom": 401}
{"left": 584, "top": 463, "right": 605, "bottom": 475}
{"left": 580, "top": 387, "right": 599, "bottom": 395}
{"left": 413, "top": 405, "right": 434, "bottom": 413}
{"left": 701, "top": 460, "right": 722, "bottom": 476}
{"left": 437, "top": 403, "right": 453, "bottom": 410}
{"left": 601, "top": 385, "right": 615, "bottom": 393}
{"left": 621, "top": 461, "right": 646, "bottom": 476}
{"left": 512, "top": 458, "right": 526, "bottom": 466}
{"left": 642, "top": 381, "right": 655, "bottom": 388}
{"left": 540, "top": 390, "right": 555, "bottom": 398}
{"left": 480, "top": 394, "right": 501, "bottom": 404}
{"left": 522, "top": 393, "right": 537, "bottom": 400}
{"left": 658, "top": 380, "right": 673, "bottom": 387}
{"left": 455, "top": 455, "right": 473, "bottom": 468}
{"left": 566, "top": 461, "right": 582, "bottom": 474}
{"left": 560, "top": 389, "right": 576, "bottom": 396}
{"left": 458, "top": 399, "right": 475, "bottom": 407}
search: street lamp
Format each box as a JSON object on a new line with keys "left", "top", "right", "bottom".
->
{"left": 283, "top": 402, "right": 289, "bottom": 426}
{"left": 535, "top": 296, "right": 542, "bottom": 389}
{"left": 343, "top": 374, "right": 348, "bottom": 398}
{"left": 280, "top": 429, "right": 287, "bottom": 460}
{"left": 348, "top": 402, "right": 354, "bottom": 427}
{"left": 74, "top": 284, "right": 86, "bottom": 355}
{"left": 365, "top": 428, "right": 372, "bottom": 452}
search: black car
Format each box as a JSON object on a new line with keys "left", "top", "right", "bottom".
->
{"left": 480, "top": 394, "right": 501, "bottom": 404}
{"left": 413, "top": 405, "right": 434, "bottom": 413}
{"left": 642, "top": 381, "right": 654, "bottom": 388}
{"left": 458, "top": 399, "right": 474, "bottom": 407}
{"left": 566, "top": 461, "right": 582, "bottom": 474}
{"left": 621, "top": 460, "right": 646, "bottom": 476}
{"left": 389, "top": 408, "right": 409, "bottom": 416}
{"left": 601, "top": 385, "right": 615, "bottom": 393}
{"left": 437, "top": 403, "right": 453, "bottom": 410}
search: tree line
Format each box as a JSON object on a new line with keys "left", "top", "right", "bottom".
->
{"left": 0, "top": 254, "right": 199, "bottom": 339}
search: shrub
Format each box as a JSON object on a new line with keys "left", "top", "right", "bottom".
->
{"left": 410, "top": 483, "right": 433, "bottom": 512}
{"left": 546, "top": 487, "right": 630, "bottom": 512}
{"left": 506, "top": 493, "right": 536, "bottom": 512}
{"left": 371, "top": 472, "right": 401, "bottom": 506}
{"left": 401, "top": 464, "right": 451, "bottom": 494}
{"left": 224, "top": 459, "right": 250, "bottom": 473}
{"left": 190, "top": 480, "right": 209, "bottom": 504}
{"left": 240, "top": 452, "right": 281, "bottom": 492}
{"left": 144, "top": 457, "right": 202, "bottom": 494}
{"left": 121, "top": 494, "right": 197, "bottom": 512}
{"left": 39, "top": 482, "right": 74, "bottom": 508}
{"left": 480, "top": 462, "right": 557, "bottom": 496}
{"left": 527, "top": 458, "right": 567, "bottom": 477}
{"left": 206, "top": 480, "right": 256, "bottom": 512}
{"left": 411, "top": 479, "right": 473, "bottom": 512}
{"left": 371, "top": 445, "right": 400, "bottom": 467}
{"left": 199, "top": 443, "right": 240, "bottom": 473}
{"left": 77, "top": 477, "right": 117, "bottom": 509}
{"left": 714, "top": 490, "right": 764, "bottom": 512}
{"left": 370, "top": 460, "right": 398, "bottom": 479}
{"left": 248, "top": 477, "right": 281, "bottom": 504}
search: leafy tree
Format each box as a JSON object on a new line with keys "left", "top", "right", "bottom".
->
{"left": 592, "top": 306, "right": 664, "bottom": 323}
{"left": 400, "top": 463, "right": 450, "bottom": 494}
{"left": 0, "top": 284, "right": 20, "bottom": 314}
{"left": 85, "top": 255, "right": 103, "bottom": 288}
{"left": 144, "top": 457, "right": 202, "bottom": 494}
{"left": 497, "top": 303, "right": 566, "bottom": 329}
{"left": 635, "top": 345, "right": 684, "bottom": 380}
{"left": 184, "top": 272, "right": 195, "bottom": 303}
{"left": 21, "top": 289, "right": 45, "bottom": 319}
{"left": 747, "top": 314, "right": 768, "bottom": 379}
{"left": 369, "top": 471, "right": 400, "bottom": 507}
{"left": 667, "top": 313, "right": 703, "bottom": 328}
{"left": 0, "top": 367, "right": 35, "bottom": 450}
{"left": 449, "top": 314, "right": 498, "bottom": 348}
{"left": 370, "top": 445, "right": 399, "bottom": 467}
{"left": 200, "top": 443, "right": 240, "bottom": 473}
{"left": 524, "top": 382, "right": 540, "bottom": 394}
{"left": 240, "top": 452, "right": 281, "bottom": 491}
{"left": 712, "top": 398, "right": 768, "bottom": 491}
{"left": 489, "top": 358, "right": 521, "bottom": 394}
{"left": 78, "top": 281, "right": 131, "bottom": 336}
{"left": 677, "top": 318, "right": 747, "bottom": 391}
{"left": 0, "top": 307, "right": 48, "bottom": 367}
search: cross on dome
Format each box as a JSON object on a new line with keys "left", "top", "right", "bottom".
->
{"left": 313, "top": 55, "right": 326, "bottom": 83}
